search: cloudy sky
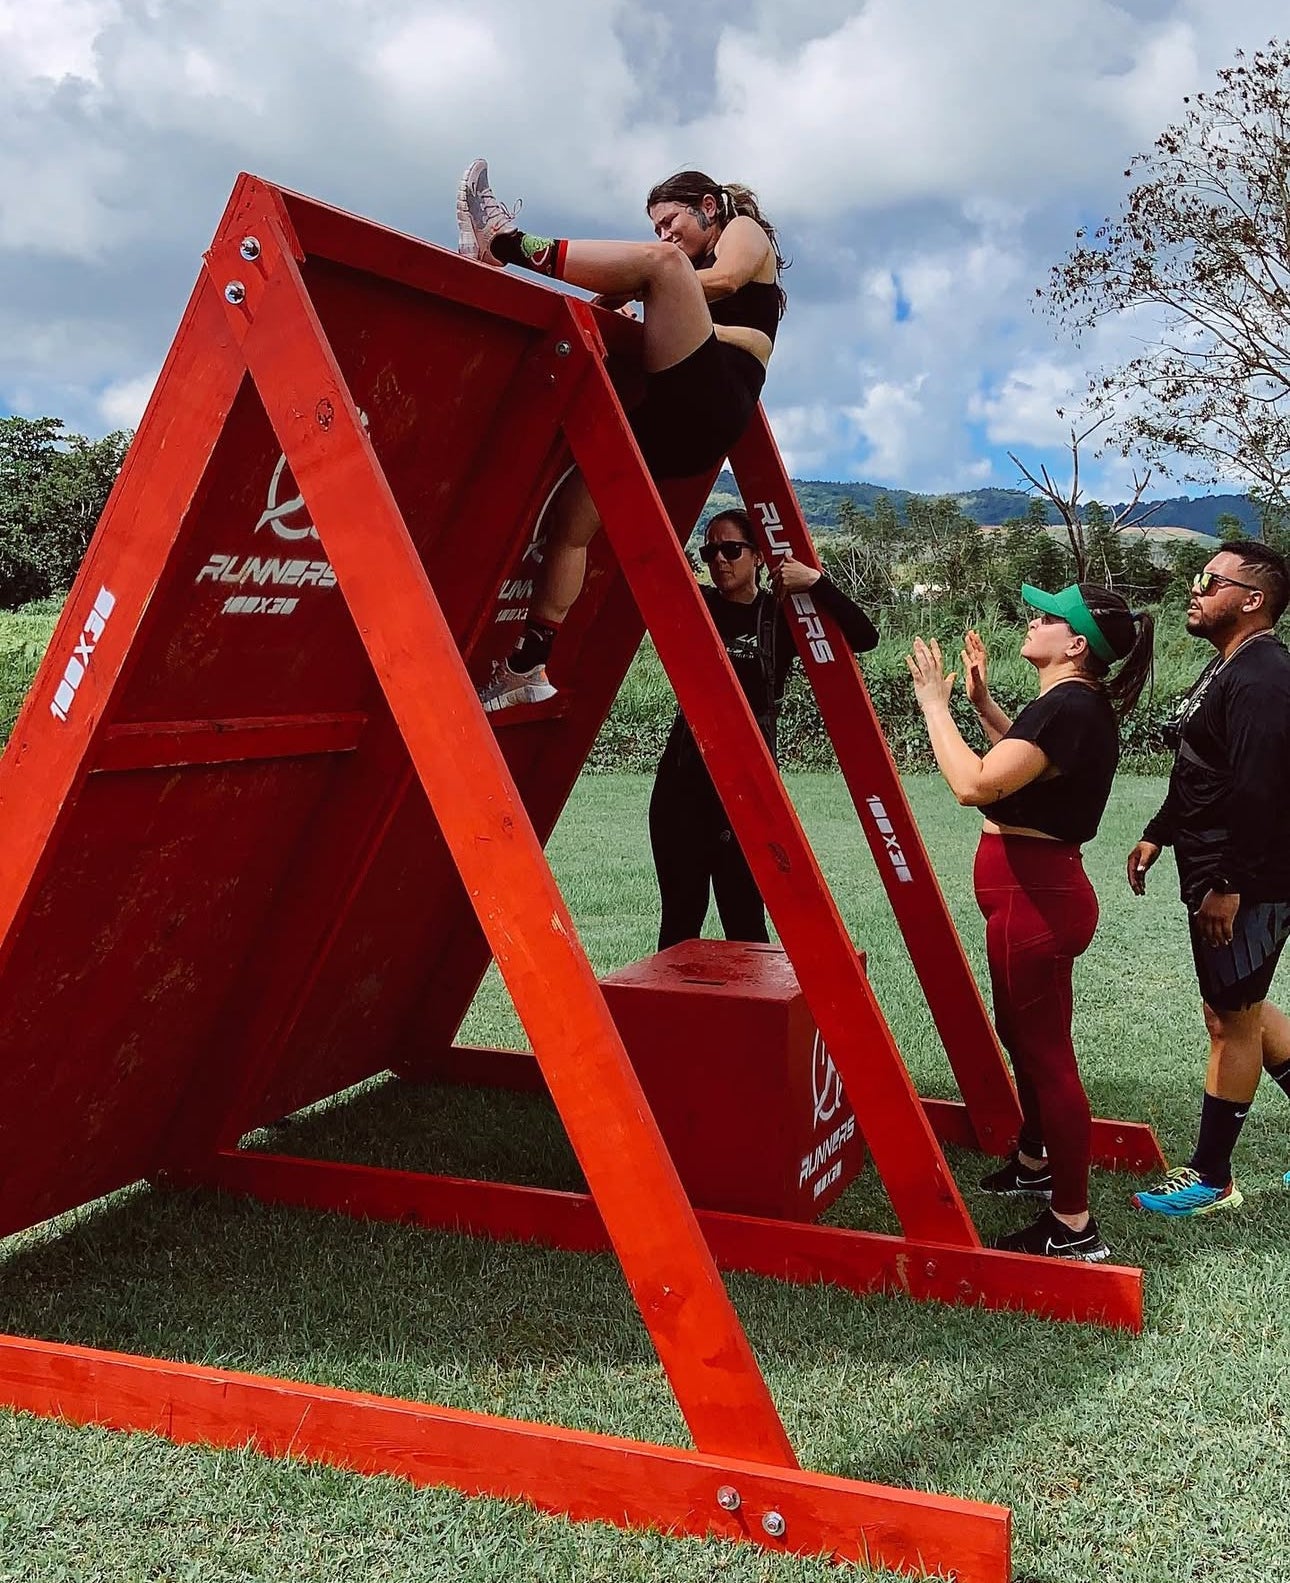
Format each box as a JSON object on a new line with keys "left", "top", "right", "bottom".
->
{"left": 2, "top": 0, "right": 1285, "bottom": 496}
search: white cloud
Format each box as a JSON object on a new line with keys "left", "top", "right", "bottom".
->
{"left": 0, "top": 0, "right": 1284, "bottom": 491}
{"left": 971, "top": 359, "right": 1085, "bottom": 448}
{"left": 96, "top": 370, "right": 157, "bottom": 429}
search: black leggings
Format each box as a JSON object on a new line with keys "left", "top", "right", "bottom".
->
{"left": 648, "top": 753, "right": 768, "bottom": 951}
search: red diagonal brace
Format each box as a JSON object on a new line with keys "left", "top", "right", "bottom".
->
{"left": 729, "top": 410, "right": 1022, "bottom": 1152}
{"left": 561, "top": 303, "right": 979, "bottom": 1250}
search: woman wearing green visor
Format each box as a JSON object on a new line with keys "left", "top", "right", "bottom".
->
{"left": 907, "top": 582, "right": 1154, "bottom": 1261}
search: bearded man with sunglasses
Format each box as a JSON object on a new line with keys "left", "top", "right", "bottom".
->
{"left": 649, "top": 508, "right": 877, "bottom": 949}
{"left": 1128, "top": 541, "right": 1290, "bottom": 1218}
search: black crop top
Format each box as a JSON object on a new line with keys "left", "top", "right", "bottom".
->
{"left": 694, "top": 254, "right": 782, "bottom": 343}
{"left": 983, "top": 681, "right": 1120, "bottom": 845}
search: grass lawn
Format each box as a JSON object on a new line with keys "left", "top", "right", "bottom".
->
{"left": 1, "top": 772, "right": 1288, "bottom": 1582}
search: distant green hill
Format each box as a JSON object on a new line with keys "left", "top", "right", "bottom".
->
{"left": 711, "top": 473, "right": 1261, "bottom": 537}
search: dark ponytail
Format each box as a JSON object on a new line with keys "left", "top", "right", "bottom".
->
{"left": 646, "top": 170, "right": 788, "bottom": 317}
{"left": 1076, "top": 584, "right": 1155, "bottom": 718}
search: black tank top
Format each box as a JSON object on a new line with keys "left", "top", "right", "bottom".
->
{"left": 694, "top": 254, "right": 782, "bottom": 343}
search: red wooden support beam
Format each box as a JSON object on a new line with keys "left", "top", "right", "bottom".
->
{"left": 93, "top": 713, "right": 366, "bottom": 772}
{"left": 199, "top": 1150, "right": 1145, "bottom": 1333}
{"left": 920, "top": 1098, "right": 1166, "bottom": 1174}
{"left": 560, "top": 310, "right": 978, "bottom": 1253}
{"left": 728, "top": 411, "right": 1023, "bottom": 1155}
{"left": 407, "top": 1048, "right": 1166, "bottom": 1175}
{"left": 0, "top": 275, "right": 247, "bottom": 977}
{"left": 0, "top": 1333, "right": 1011, "bottom": 1583}
{"left": 203, "top": 181, "right": 797, "bottom": 1469}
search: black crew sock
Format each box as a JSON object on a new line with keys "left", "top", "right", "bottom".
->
{"left": 1189, "top": 1091, "right": 1252, "bottom": 1188}
{"left": 509, "top": 619, "right": 559, "bottom": 673}
{"left": 490, "top": 229, "right": 567, "bottom": 278}
{"left": 1265, "top": 1055, "right": 1290, "bottom": 1098}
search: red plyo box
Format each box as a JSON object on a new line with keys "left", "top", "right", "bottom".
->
{"left": 599, "top": 939, "right": 864, "bottom": 1221}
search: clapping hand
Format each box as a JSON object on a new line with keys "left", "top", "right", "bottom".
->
{"left": 962, "top": 629, "right": 991, "bottom": 710}
{"left": 905, "top": 637, "right": 957, "bottom": 710}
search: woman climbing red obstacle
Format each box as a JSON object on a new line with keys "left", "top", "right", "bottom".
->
{"left": 455, "top": 158, "right": 788, "bottom": 712}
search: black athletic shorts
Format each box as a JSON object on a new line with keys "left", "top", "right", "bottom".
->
{"left": 628, "top": 334, "right": 766, "bottom": 480}
{"left": 1188, "top": 898, "right": 1290, "bottom": 1011}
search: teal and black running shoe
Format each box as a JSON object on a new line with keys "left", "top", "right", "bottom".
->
{"left": 1132, "top": 1166, "right": 1243, "bottom": 1218}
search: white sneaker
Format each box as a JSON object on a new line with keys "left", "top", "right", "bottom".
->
{"left": 456, "top": 158, "right": 519, "bottom": 266}
{"left": 479, "top": 658, "right": 556, "bottom": 713}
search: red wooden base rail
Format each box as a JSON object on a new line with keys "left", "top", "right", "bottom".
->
{"left": 0, "top": 1333, "right": 1010, "bottom": 1582}
{"left": 195, "top": 1150, "right": 1145, "bottom": 1332}
{"left": 399, "top": 1047, "right": 1169, "bottom": 1175}
{"left": 918, "top": 1099, "right": 1166, "bottom": 1175}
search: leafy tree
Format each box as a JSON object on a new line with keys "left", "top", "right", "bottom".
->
{"left": 1044, "top": 39, "right": 1290, "bottom": 513}
{"left": 1121, "top": 536, "right": 1169, "bottom": 603}
{"left": 0, "top": 417, "right": 130, "bottom": 607}
{"left": 826, "top": 493, "right": 912, "bottom": 605}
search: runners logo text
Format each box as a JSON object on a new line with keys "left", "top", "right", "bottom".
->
{"left": 196, "top": 554, "right": 337, "bottom": 621}
{"left": 799, "top": 1116, "right": 856, "bottom": 1194}
{"left": 754, "top": 500, "right": 834, "bottom": 663}
{"left": 866, "top": 796, "right": 914, "bottom": 883}
{"left": 50, "top": 587, "right": 116, "bottom": 723}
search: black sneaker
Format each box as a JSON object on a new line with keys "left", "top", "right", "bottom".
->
{"left": 992, "top": 1207, "right": 1111, "bottom": 1262}
{"left": 978, "top": 1151, "right": 1052, "bottom": 1198}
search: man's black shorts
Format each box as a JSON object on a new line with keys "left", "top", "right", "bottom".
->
{"left": 1189, "top": 898, "right": 1290, "bottom": 1011}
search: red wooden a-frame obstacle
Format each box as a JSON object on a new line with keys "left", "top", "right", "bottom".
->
{"left": 0, "top": 177, "right": 1166, "bottom": 1583}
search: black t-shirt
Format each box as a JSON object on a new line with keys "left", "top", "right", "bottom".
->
{"left": 1142, "top": 632, "right": 1290, "bottom": 904}
{"left": 982, "top": 681, "right": 1120, "bottom": 845}
{"left": 659, "top": 575, "right": 878, "bottom": 775}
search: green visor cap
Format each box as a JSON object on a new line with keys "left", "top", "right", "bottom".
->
{"left": 1020, "top": 583, "right": 1118, "bottom": 664}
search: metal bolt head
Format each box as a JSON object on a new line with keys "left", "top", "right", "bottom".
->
{"left": 239, "top": 236, "right": 261, "bottom": 261}
{"left": 715, "top": 1486, "right": 741, "bottom": 1513}
{"left": 224, "top": 281, "right": 246, "bottom": 305}
{"left": 761, "top": 1511, "right": 786, "bottom": 1539}
{"left": 555, "top": 340, "right": 572, "bottom": 357}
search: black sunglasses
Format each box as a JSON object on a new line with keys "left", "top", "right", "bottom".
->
{"left": 699, "top": 541, "right": 758, "bottom": 565}
{"left": 1192, "top": 570, "right": 1262, "bottom": 597}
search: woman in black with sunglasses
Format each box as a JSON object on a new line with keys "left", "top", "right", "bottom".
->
{"left": 650, "top": 509, "right": 878, "bottom": 949}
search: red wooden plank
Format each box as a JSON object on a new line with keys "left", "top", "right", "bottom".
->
{"left": 0, "top": 1334, "right": 1011, "bottom": 1582}
{"left": 165, "top": 318, "right": 591, "bottom": 1155}
{"left": 728, "top": 411, "right": 1022, "bottom": 1155}
{"left": 94, "top": 714, "right": 366, "bottom": 772}
{"left": 198, "top": 1150, "right": 1144, "bottom": 1332}
{"left": 415, "top": 1051, "right": 1166, "bottom": 1174}
{"left": 0, "top": 274, "right": 246, "bottom": 980}
{"left": 273, "top": 181, "right": 567, "bottom": 333}
{"left": 206, "top": 189, "right": 797, "bottom": 1469}
{"left": 921, "top": 1098, "right": 1166, "bottom": 1174}
{"left": 559, "top": 312, "right": 978, "bottom": 1253}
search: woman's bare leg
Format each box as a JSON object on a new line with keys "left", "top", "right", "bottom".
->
{"left": 531, "top": 472, "right": 601, "bottom": 625}
{"left": 557, "top": 242, "right": 713, "bottom": 370}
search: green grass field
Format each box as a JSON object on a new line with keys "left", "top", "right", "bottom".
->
{"left": 1, "top": 773, "right": 1287, "bottom": 1582}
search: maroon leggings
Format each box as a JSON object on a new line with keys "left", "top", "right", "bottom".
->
{"left": 974, "top": 833, "right": 1099, "bottom": 1215}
